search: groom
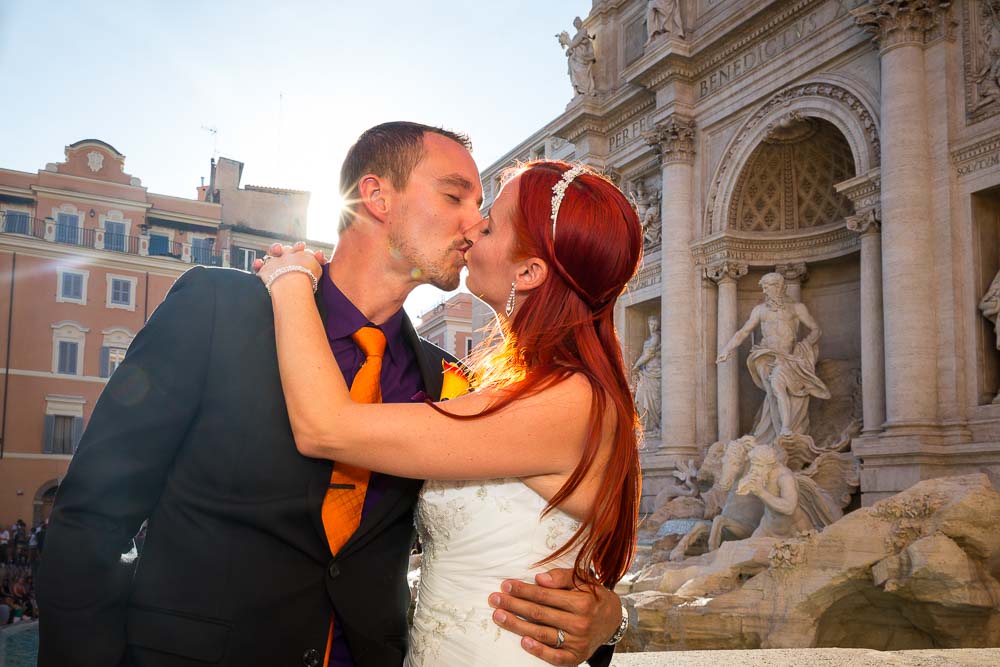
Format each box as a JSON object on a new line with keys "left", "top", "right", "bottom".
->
{"left": 37, "top": 122, "right": 621, "bottom": 666}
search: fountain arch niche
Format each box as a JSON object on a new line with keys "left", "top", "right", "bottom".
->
{"left": 722, "top": 116, "right": 864, "bottom": 447}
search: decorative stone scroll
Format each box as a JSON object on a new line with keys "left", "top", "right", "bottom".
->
{"left": 705, "top": 260, "right": 748, "bottom": 285}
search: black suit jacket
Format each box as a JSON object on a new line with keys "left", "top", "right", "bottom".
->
{"left": 37, "top": 267, "right": 447, "bottom": 666}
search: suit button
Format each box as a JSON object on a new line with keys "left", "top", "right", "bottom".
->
{"left": 302, "top": 648, "right": 321, "bottom": 667}
{"left": 328, "top": 562, "right": 340, "bottom": 578}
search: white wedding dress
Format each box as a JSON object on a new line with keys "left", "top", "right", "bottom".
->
{"left": 404, "top": 477, "right": 583, "bottom": 667}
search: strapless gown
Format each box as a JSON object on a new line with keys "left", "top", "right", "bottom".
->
{"left": 404, "top": 477, "right": 583, "bottom": 667}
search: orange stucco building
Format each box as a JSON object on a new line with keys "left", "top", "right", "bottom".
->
{"left": 0, "top": 140, "right": 329, "bottom": 527}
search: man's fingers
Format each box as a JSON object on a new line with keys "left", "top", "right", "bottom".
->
{"left": 490, "top": 608, "right": 587, "bottom": 667}
{"left": 490, "top": 592, "right": 584, "bottom": 636}
{"left": 520, "top": 636, "right": 585, "bottom": 667}
{"left": 534, "top": 568, "right": 578, "bottom": 590}
{"left": 500, "top": 578, "right": 593, "bottom": 616}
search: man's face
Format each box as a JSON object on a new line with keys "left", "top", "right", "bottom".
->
{"left": 386, "top": 133, "right": 483, "bottom": 291}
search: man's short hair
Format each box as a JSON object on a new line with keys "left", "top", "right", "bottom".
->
{"left": 338, "top": 121, "right": 472, "bottom": 232}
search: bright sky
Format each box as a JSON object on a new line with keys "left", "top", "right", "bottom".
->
{"left": 0, "top": 0, "right": 590, "bottom": 319}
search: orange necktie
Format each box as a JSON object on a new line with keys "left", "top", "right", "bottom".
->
{"left": 321, "top": 325, "right": 386, "bottom": 554}
{"left": 322, "top": 326, "right": 386, "bottom": 666}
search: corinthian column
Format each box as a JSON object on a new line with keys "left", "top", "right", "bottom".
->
{"left": 645, "top": 115, "right": 698, "bottom": 457}
{"left": 847, "top": 208, "right": 886, "bottom": 434}
{"left": 707, "top": 261, "right": 748, "bottom": 442}
{"left": 852, "top": 1, "right": 952, "bottom": 428}
{"left": 776, "top": 263, "right": 808, "bottom": 303}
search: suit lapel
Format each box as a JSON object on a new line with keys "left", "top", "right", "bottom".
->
{"left": 338, "top": 313, "right": 438, "bottom": 558}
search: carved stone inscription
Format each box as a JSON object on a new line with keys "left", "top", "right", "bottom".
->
{"left": 610, "top": 115, "right": 652, "bottom": 152}
{"left": 697, "top": 1, "right": 853, "bottom": 99}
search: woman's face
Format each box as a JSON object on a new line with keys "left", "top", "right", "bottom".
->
{"left": 464, "top": 176, "right": 522, "bottom": 315}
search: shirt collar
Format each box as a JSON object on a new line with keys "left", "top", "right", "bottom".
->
{"left": 320, "top": 263, "right": 409, "bottom": 363}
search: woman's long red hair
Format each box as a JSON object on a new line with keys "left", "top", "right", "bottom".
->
{"left": 451, "top": 161, "right": 643, "bottom": 587}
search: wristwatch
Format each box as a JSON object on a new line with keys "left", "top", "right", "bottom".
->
{"left": 604, "top": 605, "right": 629, "bottom": 645}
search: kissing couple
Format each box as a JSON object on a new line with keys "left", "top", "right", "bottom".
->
{"left": 38, "top": 121, "right": 643, "bottom": 667}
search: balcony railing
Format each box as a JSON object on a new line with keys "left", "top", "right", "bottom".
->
{"left": 0, "top": 212, "right": 228, "bottom": 267}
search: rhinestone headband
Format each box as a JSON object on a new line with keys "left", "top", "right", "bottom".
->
{"left": 550, "top": 164, "right": 587, "bottom": 239}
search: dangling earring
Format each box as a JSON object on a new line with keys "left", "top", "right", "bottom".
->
{"left": 505, "top": 282, "right": 517, "bottom": 317}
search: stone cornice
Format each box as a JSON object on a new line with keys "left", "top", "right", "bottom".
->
{"left": 835, "top": 168, "right": 881, "bottom": 212}
{"left": 851, "top": 0, "right": 955, "bottom": 50}
{"left": 0, "top": 233, "right": 188, "bottom": 278}
{"left": 644, "top": 115, "right": 696, "bottom": 164}
{"left": 30, "top": 185, "right": 152, "bottom": 211}
{"left": 691, "top": 0, "right": 820, "bottom": 76}
{"left": 951, "top": 132, "right": 1000, "bottom": 177}
{"left": 693, "top": 222, "right": 860, "bottom": 267}
{"left": 147, "top": 207, "right": 220, "bottom": 228}
{"left": 628, "top": 260, "right": 662, "bottom": 292}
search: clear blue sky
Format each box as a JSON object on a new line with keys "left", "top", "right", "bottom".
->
{"left": 0, "top": 0, "right": 590, "bottom": 317}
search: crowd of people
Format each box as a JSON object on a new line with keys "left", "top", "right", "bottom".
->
{"left": 0, "top": 519, "right": 45, "bottom": 625}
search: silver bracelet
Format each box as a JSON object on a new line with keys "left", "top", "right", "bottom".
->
{"left": 264, "top": 265, "right": 319, "bottom": 295}
{"left": 604, "top": 605, "right": 629, "bottom": 646}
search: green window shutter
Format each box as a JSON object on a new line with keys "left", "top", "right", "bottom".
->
{"left": 42, "top": 415, "right": 55, "bottom": 454}
{"left": 71, "top": 417, "right": 84, "bottom": 454}
{"left": 100, "top": 346, "right": 110, "bottom": 378}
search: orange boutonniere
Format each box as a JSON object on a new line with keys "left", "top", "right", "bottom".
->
{"left": 440, "top": 360, "right": 472, "bottom": 400}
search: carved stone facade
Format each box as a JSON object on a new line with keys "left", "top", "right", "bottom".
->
{"left": 477, "top": 0, "right": 1000, "bottom": 512}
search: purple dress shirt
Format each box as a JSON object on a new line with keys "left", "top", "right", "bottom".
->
{"left": 319, "top": 263, "right": 424, "bottom": 667}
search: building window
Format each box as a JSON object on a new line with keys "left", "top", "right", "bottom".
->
{"left": 111, "top": 279, "right": 131, "bottom": 305}
{"left": 57, "top": 341, "right": 79, "bottom": 375}
{"left": 52, "top": 415, "right": 75, "bottom": 454}
{"left": 55, "top": 268, "right": 89, "bottom": 305}
{"left": 192, "top": 237, "right": 216, "bottom": 265}
{"left": 105, "top": 220, "right": 126, "bottom": 252}
{"left": 55, "top": 212, "right": 80, "bottom": 244}
{"left": 466, "top": 338, "right": 473, "bottom": 357}
{"left": 106, "top": 274, "right": 137, "bottom": 311}
{"left": 3, "top": 210, "right": 29, "bottom": 234}
{"left": 101, "top": 346, "right": 127, "bottom": 378}
{"left": 42, "top": 395, "right": 86, "bottom": 455}
{"left": 62, "top": 272, "right": 82, "bottom": 300}
{"left": 236, "top": 247, "right": 257, "bottom": 272}
{"left": 149, "top": 233, "right": 171, "bottom": 256}
{"left": 52, "top": 321, "right": 89, "bottom": 375}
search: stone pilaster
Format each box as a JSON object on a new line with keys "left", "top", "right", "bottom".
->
{"left": 707, "top": 260, "right": 748, "bottom": 442}
{"left": 775, "top": 262, "right": 808, "bottom": 303}
{"left": 846, "top": 208, "right": 887, "bottom": 435}
{"left": 645, "top": 115, "right": 699, "bottom": 458}
{"left": 851, "top": 1, "right": 948, "bottom": 430}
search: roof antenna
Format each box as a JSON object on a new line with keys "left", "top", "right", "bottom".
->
{"left": 201, "top": 125, "right": 219, "bottom": 159}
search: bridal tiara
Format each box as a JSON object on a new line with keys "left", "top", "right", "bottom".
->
{"left": 550, "top": 164, "right": 587, "bottom": 239}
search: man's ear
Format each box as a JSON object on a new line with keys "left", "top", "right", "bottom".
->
{"left": 514, "top": 257, "right": 548, "bottom": 294}
{"left": 358, "top": 174, "right": 390, "bottom": 223}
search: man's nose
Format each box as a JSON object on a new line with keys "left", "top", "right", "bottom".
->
{"left": 461, "top": 216, "right": 485, "bottom": 238}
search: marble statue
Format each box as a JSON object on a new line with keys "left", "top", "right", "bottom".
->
{"left": 716, "top": 272, "right": 831, "bottom": 444}
{"left": 735, "top": 442, "right": 859, "bottom": 539}
{"left": 557, "top": 17, "right": 596, "bottom": 96}
{"left": 629, "top": 181, "right": 662, "bottom": 247}
{"left": 645, "top": 0, "right": 685, "bottom": 44}
{"left": 632, "top": 313, "right": 662, "bottom": 433}
{"left": 979, "top": 269, "right": 1000, "bottom": 350}
{"left": 668, "top": 435, "right": 765, "bottom": 561}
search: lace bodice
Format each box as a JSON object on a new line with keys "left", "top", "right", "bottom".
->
{"left": 405, "top": 478, "right": 583, "bottom": 667}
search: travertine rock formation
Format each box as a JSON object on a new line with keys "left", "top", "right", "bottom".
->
{"left": 622, "top": 474, "right": 1000, "bottom": 652}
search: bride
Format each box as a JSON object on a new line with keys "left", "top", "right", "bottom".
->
{"left": 256, "top": 161, "right": 642, "bottom": 666}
